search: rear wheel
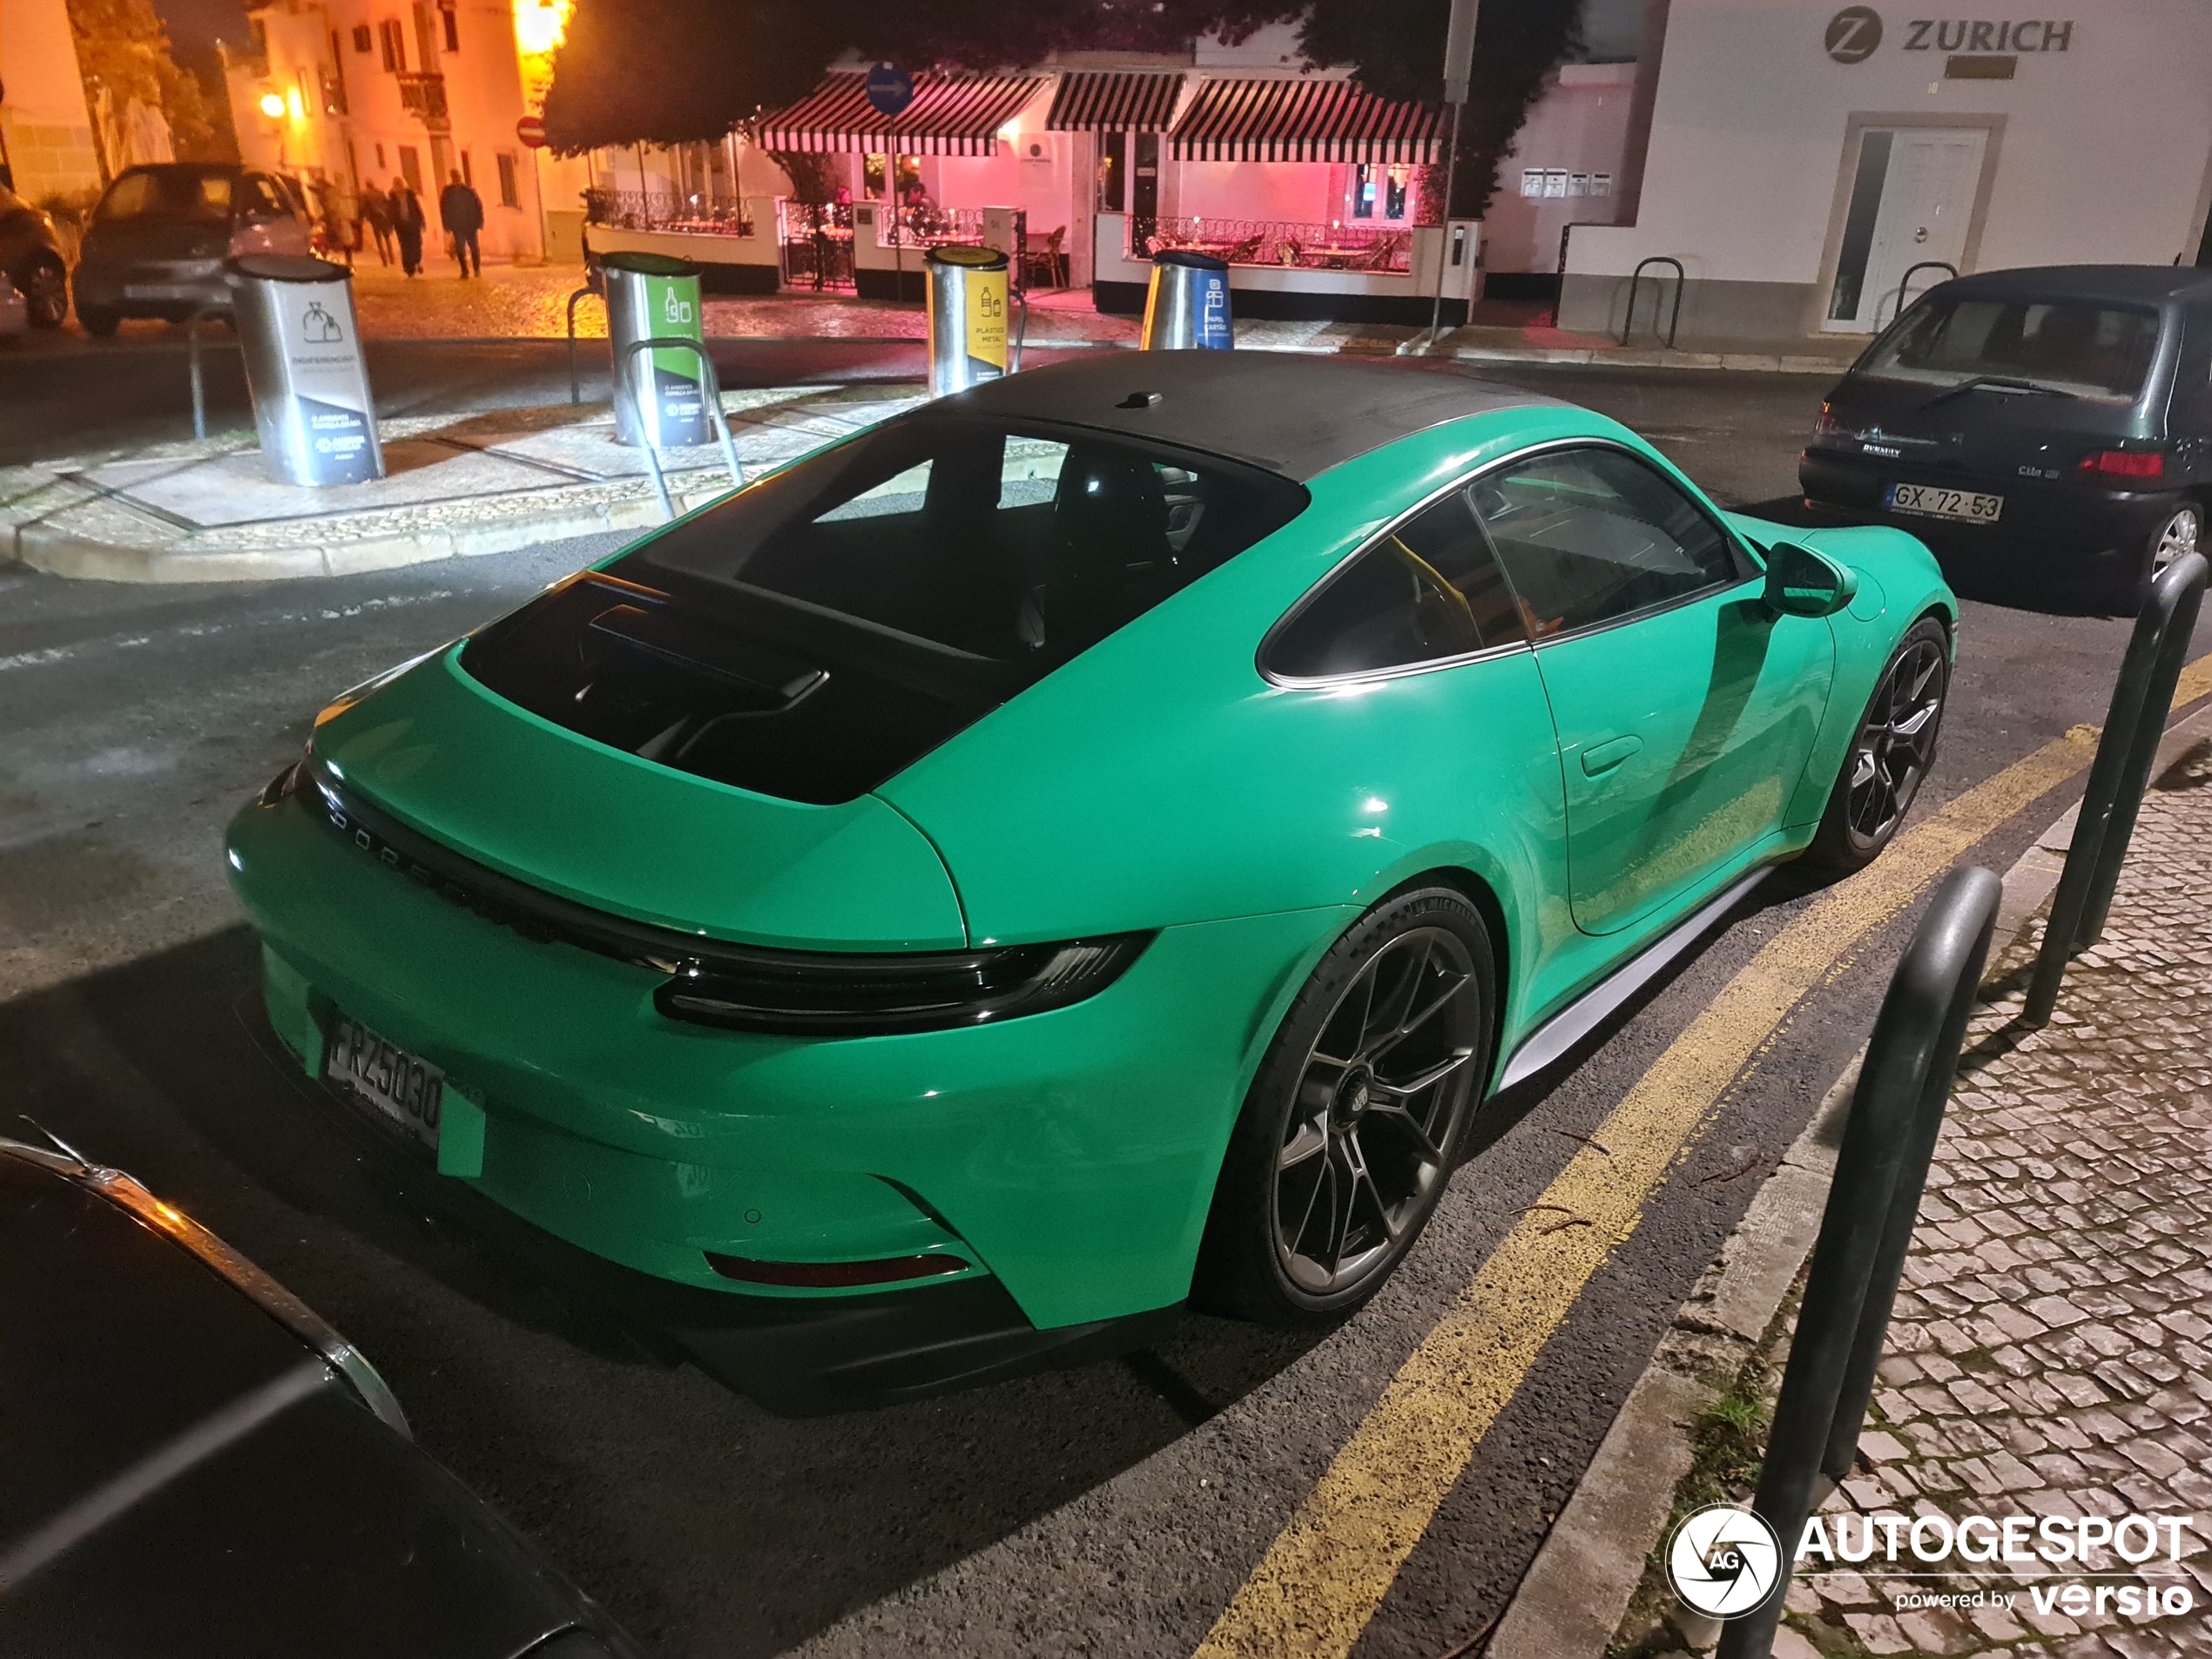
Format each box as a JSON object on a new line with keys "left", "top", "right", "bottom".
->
{"left": 1195, "top": 887, "right": 1494, "bottom": 1325}
{"left": 19, "top": 256, "right": 69, "bottom": 328}
{"left": 1803, "top": 617, "right": 1950, "bottom": 873}
{"left": 2148, "top": 504, "right": 2202, "bottom": 590}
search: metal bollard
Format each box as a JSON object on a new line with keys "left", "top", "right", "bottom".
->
{"left": 185, "top": 305, "right": 227, "bottom": 442}
{"left": 566, "top": 285, "right": 604, "bottom": 405}
{"left": 1716, "top": 865, "right": 2001, "bottom": 1659}
{"left": 924, "top": 244, "right": 1015, "bottom": 397}
{"left": 617, "top": 335, "right": 744, "bottom": 523}
{"left": 2022, "top": 550, "right": 2209, "bottom": 1026}
{"left": 1140, "top": 249, "right": 1233, "bottom": 350}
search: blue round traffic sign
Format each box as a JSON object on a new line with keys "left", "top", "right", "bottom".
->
{"left": 865, "top": 64, "right": 914, "bottom": 117}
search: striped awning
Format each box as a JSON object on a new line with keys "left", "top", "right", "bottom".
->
{"left": 1170, "top": 78, "right": 1443, "bottom": 165}
{"left": 757, "top": 72, "right": 1047, "bottom": 157}
{"left": 1045, "top": 71, "right": 1184, "bottom": 132}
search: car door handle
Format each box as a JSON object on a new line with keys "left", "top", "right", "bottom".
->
{"left": 1581, "top": 735, "right": 1643, "bottom": 777}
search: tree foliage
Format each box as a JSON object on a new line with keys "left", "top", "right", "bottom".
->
{"left": 543, "top": 0, "right": 1586, "bottom": 219}
{"left": 66, "top": 0, "right": 228, "bottom": 162}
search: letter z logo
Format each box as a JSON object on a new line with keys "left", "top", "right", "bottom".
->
{"left": 1826, "top": 6, "right": 1885, "bottom": 61}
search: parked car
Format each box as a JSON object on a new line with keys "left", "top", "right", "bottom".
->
{"left": 0, "top": 183, "right": 71, "bottom": 328}
{"left": 1801, "top": 265, "right": 2212, "bottom": 611}
{"left": 0, "top": 271, "right": 27, "bottom": 338}
{"left": 71, "top": 162, "right": 312, "bottom": 336}
{"left": 0, "top": 1131, "right": 645, "bottom": 1658}
{"left": 226, "top": 355, "right": 1954, "bottom": 1402}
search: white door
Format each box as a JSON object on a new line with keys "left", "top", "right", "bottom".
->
{"left": 1822, "top": 128, "right": 1986, "bottom": 334}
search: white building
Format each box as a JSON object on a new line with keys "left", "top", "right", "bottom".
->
{"left": 0, "top": 0, "right": 104, "bottom": 200}
{"left": 1561, "top": 0, "right": 2212, "bottom": 341}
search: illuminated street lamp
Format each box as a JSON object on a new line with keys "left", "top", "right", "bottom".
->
{"left": 259, "top": 91, "right": 286, "bottom": 119}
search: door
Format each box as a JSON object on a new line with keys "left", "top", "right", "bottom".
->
{"left": 1131, "top": 132, "right": 1160, "bottom": 221}
{"left": 1469, "top": 447, "right": 1835, "bottom": 935}
{"left": 1824, "top": 128, "right": 1986, "bottom": 334}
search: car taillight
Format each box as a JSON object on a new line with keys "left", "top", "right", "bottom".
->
{"left": 1813, "top": 405, "right": 1840, "bottom": 440}
{"left": 2078, "top": 448, "right": 2164, "bottom": 482}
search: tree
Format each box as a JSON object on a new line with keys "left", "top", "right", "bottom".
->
{"left": 67, "top": 0, "right": 227, "bottom": 164}
{"left": 1298, "top": 0, "right": 1584, "bottom": 219}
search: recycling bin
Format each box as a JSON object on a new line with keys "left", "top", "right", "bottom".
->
{"left": 603, "top": 251, "right": 711, "bottom": 448}
{"left": 1140, "top": 248, "right": 1233, "bottom": 350}
{"left": 924, "top": 244, "right": 1011, "bottom": 397}
{"left": 230, "top": 253, "right": 383, "bottom": 486}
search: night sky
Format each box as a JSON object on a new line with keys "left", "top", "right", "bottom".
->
{"left": 156, "top": 0, "right": 253, "bottom": 78}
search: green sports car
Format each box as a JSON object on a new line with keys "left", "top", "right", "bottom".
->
{"left": 227, "top": 355, "right": 1955, "bottom": 1408}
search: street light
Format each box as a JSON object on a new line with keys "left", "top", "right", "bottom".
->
{"left": 259, "top": 91, "right": 285, "bottom": 119}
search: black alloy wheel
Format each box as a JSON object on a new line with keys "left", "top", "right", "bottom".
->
{"left": 1197, "top": 887, "right": 1494, "bottom": 1325}
{"left": 1804, "top": 616, "right": 1951, "bottom": 873}
{"left": 20, "top": 256, "right": 69, "bottom": 329}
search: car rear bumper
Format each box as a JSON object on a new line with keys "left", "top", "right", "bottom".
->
{"left": 226, "top": 787, "right": 1344, "bottom": 1367}
{"left": 72, "top": 260, "right": 231, "bottom": 318}
{"left": 1798, "top": 448, "right": 2187, "bottom": 561}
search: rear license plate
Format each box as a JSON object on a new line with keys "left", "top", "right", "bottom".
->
{"left": 326, "top": 1015, "right": 442, "bottom": 1154}
{"left": 1885, "top": 482, "right": 2003, "bottom": 523}
{"left": 122, "top": 283, "right": 205, "bottom": 301}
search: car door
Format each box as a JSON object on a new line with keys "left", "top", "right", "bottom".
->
{"left": 1470, "top": 443, "right": 1834, "bottom": 937}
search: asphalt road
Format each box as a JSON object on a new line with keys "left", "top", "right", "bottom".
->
{"left": 4, "top": 360, "right": 2203, "bottom": 1658}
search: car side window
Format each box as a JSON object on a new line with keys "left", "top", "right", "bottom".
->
{"left": 1264, "top": 489, "right": 1527, "bottom": 678}
{"left": 1468, "top": 447, "right": 1744, "bottom": 639}
{"left": 241, "top": 175, "right": 290, "bottom": 219}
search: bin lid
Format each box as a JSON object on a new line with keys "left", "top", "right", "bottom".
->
{"left": 924, "top": 244, "right": 1008, "bottom": 271}
{"left": 226, "top": 253, "right": 353, "bottom": 283}
{"left": 1154, "top": 248, "right": 1228, "bottom": 272}
{"left": 600, "top": 251, "right": 701, "bottom": 278}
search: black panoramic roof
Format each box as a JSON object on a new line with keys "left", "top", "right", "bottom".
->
{"left": 939, "top": 353, "right": 1559, "bottom": 480}
{"left": 1932, "top": 265, "right": 2212, "bottom": 308}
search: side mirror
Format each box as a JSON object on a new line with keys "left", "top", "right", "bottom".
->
{"left": 1763, "top": 542, "right": 1858, "bottom": 618}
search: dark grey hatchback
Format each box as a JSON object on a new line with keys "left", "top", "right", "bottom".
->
{"left": 1801, "top": 266, "right": 2211, "bottom": 611}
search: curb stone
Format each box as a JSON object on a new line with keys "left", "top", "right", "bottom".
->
{"left": 1486, "top": 702, "right": 2212, "bottom": 1659}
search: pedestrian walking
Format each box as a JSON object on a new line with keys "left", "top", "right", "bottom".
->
{"left": 390, "top": 177, "right": 426, "bottom": 277}
{"left": 439, "top": 171, "right": 483, "bottom": 279}
{"left": 325, "top": 177, "right": 361, "bottom": 268}
{"left": 361, "top": 183, "right": 394, "bottom": 266}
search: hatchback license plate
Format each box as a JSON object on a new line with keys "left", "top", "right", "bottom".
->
{"left": 122, "top": 282, "right": 205, "bottom": 301}
{"left": 326, "top": 1015, "right": 442, "bottom": 1153}
{"left": 1886, "top": 482, "right": 2003, "bottom": 523}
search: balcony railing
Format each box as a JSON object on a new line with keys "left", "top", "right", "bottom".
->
{"left": 1130, "top": 214, "right": 1414, "bottom": 273}
{"left": 396, "top": 71, "right": 447, "bottom": 127}
{"left": 583, "top": 187, "right": 754, "bottom": 238}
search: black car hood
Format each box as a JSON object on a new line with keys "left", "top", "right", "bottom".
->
{"left": 0, "top": 1156, "right": 621, "bottom": 1658}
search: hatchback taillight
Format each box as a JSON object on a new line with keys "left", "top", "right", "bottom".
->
{"left": 1813, "top": 405, "right": 1840, "bottom": 440}
{"left": 2078, "top": 448, "right": 2165, "bottom": 481}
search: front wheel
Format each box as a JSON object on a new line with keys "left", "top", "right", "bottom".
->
{"left": 1802, "top": 616, "right": 1951, "bottom": 873}
{"left": 1195, "top": 887, "right": 1494, "bottom": 1325}
{"left": 19, "top": 256, "right": 69, "bottom": 328}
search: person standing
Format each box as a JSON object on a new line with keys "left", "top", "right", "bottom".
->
{"left": 390, "top": 177, "right": 426, "bottom": 277}
{"left": 439, "top": 171, "right": 483, "bottom": 279}
{"left": 361, "top": 182, "right": 394, "bottom": 266}
{"left": 325, "top": 176, "right": 361, "bottom": 268}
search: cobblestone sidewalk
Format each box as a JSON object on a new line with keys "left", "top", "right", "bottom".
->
{"left": 1782, "top": 732, "right": 2212, "bottom": 1658}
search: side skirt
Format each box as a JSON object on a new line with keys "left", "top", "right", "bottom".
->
{"left": 1494, "top": 867, "right": 1774, "bottom": 1094}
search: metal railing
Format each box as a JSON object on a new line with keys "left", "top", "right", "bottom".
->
{"left": 617, "top": 337, "right": 745, "bottom": 523}
{"left": 1880, "top": 260, "right": 1959, "bottom": 325}
{"left": 1130, "top": 214, "right": 1413, "bottom": 273}
{"left": 565, "top": 285, "right": 603, "bottom": 405}
{"left": 1716, "top": 864, "right": 2004, "bottom": 1659}
{"left": 2023, "top": 549, "right": 2209, "bottom": 1025}
{"left": 583, "top": 187, "right": 754, "bottom": 238}
{"left": 777, "top": 200, "right": 855, "bottom": 289}
{"left": 876, "top": 204, "right": 1003, "bottom": 251}
{"left": 185, "top": 305, "right": 228, "bottom": 441}
{"left": 396, "top": 72, "right": 447, "bottom": 125}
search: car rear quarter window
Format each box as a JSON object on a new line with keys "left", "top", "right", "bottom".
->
{"left": 1264, "top": 490, "right": 1527, "bottom": 679}
{"left": 97, "top": 170, "right": 232, "bottom": 221}
{"left": 1469, "top": 447, "right": 1742, "bottom": 638}
{"left": 1863, "top": 297, "right": 2163, "bottom": 402}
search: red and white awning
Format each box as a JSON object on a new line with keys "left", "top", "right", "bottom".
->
{"left": 1170, "top": 78, "right": 1443, "bottom": 165}
{"left": 756, "top": 72, "right": 1047, "bottom": 157}
{"left": 1045, "top": 71, "right": 1184, "bottom": 132}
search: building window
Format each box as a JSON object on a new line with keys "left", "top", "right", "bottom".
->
{"left": 496, "top": 152, "right": 520, "bottom": 207}
{"left": 379, "top": 18, "right": 404, "bottom": 71}
{"left": 460, "top": 151, "right": 473, "bottom": 186}
{"left": 1385, "top": 165, "right": 1407, "bottom": 219}
{"left": 399, "top": 145, "right": 421, "bottom": 192}
{"left": 325, "top": 33, "right": 349, "bottom": 114}
{"left": 375, "top": 142, "right": 387, "bottom": 170}
{"left": 1352, "top": 164, "right": 1376, "bottom": 219}
{"left": 439, "top": 0, "right": 459, "bottom": 52}
{"left": 351, "top": 24, "right": 371, "bottom": 51}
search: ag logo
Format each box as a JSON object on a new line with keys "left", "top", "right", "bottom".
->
{"left": 1824, "top": 5, "right": 1884, "bottom": 61}
{"left": 1667, "top": 1504, "right": 1784, "bottom": 1619}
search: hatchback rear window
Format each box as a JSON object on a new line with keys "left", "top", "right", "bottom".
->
{"left": 97, "top": 170, "right": 233, "bottom": 222}
{"left": 1859, "top": 297, "right": 2162, "bottom": 402}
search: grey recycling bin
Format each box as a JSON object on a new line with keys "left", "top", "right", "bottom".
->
{"left": 602, "top": 251, "right": 711, "bottom": 448}
{"left": 924, "top": 244, "right": 1013, "bottom": 398}
{"left": 230, "top": 253, "right": 383, "bottom": 486}
{"left": 1140, "top": 248, "right": 1233, "bottom": 350}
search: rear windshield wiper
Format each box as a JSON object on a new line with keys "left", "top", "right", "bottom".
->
{"left": 1920, "top": 374, "right": 2079, "bottom": 409}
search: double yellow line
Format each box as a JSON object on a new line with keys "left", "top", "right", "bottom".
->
{"left": 1194, "top": 655, "right": 2212, "bottom": 1659}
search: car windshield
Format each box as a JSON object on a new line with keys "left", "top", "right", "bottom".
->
{"left": 96, "top": 169, "right": 233, "bottom": 222}
{"left": 620, "top": 415, "right": 1308, "bottom": 669}
{"left": 1858, "top": 297, "right": 2162, "bottom": 402}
